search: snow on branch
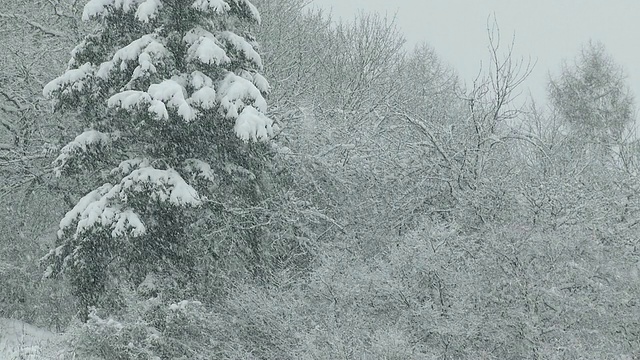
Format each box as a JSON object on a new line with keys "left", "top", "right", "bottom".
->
{"left": 234, "top": 106, "right": 274, "bottom": 142}
{"left": 53, "top": 130, "right": 113, "bottom": 176}
{"left": 229, "top": 0, "right": 261, "bottom": 24}
{"left": 119, "top": 167, "right": 202, "bottom": 206}
{"left": 111, "top": 209, "right": 146, "bottom": 237}
{"left": 67, "top": 40, "right": 86, "bottom": 69}
{"left": 250, "top": 72, "right": 269, "bottom": 93}
{"left": 190, "top": 71, "right": 214, "bottom": 89}
{"left": 109, "top": 78, "right": 217, "bottom": 120}
{"left": 58, "top": 183, "right": 113, "bottom": 238}
{"left": 217, "top": 72, "right": 267, "bottom": 118}
{"left": 191, "top": 0, "right": 230, "bottom": 14}
{"left": 190, "top": 0, "right": 261, "bottom": 24}
{"left": 75, "top": 197, "right": 145, "bottom": 238}
{"left": 108, "top": 90, "right": 169, "bottom": 120}
{"left": 108, "top": 90, "right": 152, "bottom": 108}
{"left": 82, "top": 2, "right": 106, "bottom": 20}
{"left": 83, "top": 0, "right": 120, "bottom": 20}
{"left": 83, "top": 0, "right": 162, "bottom": 22}
{"left": 57, "top": 165, "right": 200, "bottom": 241}
{"left": 184, "top": 27, "right": 230, "bottom": 66}
{"left": 148, "top": 80, "right": 198, "bottom": 121}
{"left": 56, "top": 182, "right": 147, "bottom": 241}
{"left": 136, "top": 0, "right": 162, "bottom": 22}
{"left": 43, "top": 63, "right": 95, "bottom": 98}
{"left": 110, "top": 158, "right": 151, "bottom": 175}
{"left": 190, "top": 86, "right": 217, "bottom": 109}
{"left": 238, "top": 69, "right": 269, "bottom": 93}
{"left": 219, "top": 31, "right": 262, "bottom": 70}
{"left": 0, "top": 12, "right": 67, "bottom": 37}
{"left": 183, "top": 158, "right": 216, "bottom": 182}
{"left": 188, "top": 71, "right": 217, "bottom": 108}
{"left": 97, "top": 34, "right": 169, "bottom": 80}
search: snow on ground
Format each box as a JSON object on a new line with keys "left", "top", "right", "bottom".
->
{"left": 0, "top": 318, "right": 64, "bottom": 359}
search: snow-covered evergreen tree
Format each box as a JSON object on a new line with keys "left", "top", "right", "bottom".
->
{"left": 40, "top": 0, "right": 278, "bottom": 319}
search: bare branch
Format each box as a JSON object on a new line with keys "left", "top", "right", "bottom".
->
{"left": 0, "top": 12, "right": 67, "bottom": 37}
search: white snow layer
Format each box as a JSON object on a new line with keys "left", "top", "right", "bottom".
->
{"left": 108, "top": 72, "right": 269, "bottom": 129}
{"left": 82, "top": 0, "right": 114, "bottom": 20}
{"left": 98, "top": 34, "right": 168, "bottom": 80}
{"left": 191, "top": 0, "right": 230, "bottom": 13}
{"left": 136, "top": 0, "right": 162, "bottom": 22}
{"left": 217, "top": 72, "right": 267, "bottom": 118}
{"left": 169, "top": 300, "right": 202, "bottom": 311}
{"left": 111, "top": 209, "right": 146, "bottom": 237}
{"left": 234, "top": 106, "right": 274, "bottom": 142}
{"left": 184, "top": 27, "right": 264, "bottom": 69}
{"left": 0, "top": 318, "right": 62, "bottom": 359}
{"left": 53, "top": 130, "right": 112, "bottom": 176}
{"left": 190, "top": 71, "right": 214, "bottom": 89}
{"left": 67, "top": 39, "right": 88, "bottom": 68}
{"left": 251, "top": 72, "right": 270, "bottom": 93}
{"left": 108, "top": 90, "right": 169, "bottom": 120}
{"left": 109, "top": 75, "right": 219, "bottom": 120}
{"left": 43, "top": 62, "right": 94, "bottom": 98}
{"left": 219, "top": 31, "right": 262, "bottom": 69}
{"left": 131, "top": 52, "right": 157, "bottom": 81}
{"left": 111, "top": 158, "right": 151, "bottom": 175}
{"left": 183, "top": 158, "right": 216, "bottom": 182}
{"left": 148, "top": 80, "right": 199, "bottom": 121}
{"left": 120, "top": 167, "right": 202, "bottom": 206}
{"left": 241, "top": 0, "right": 262, "bottom": 24}
{"left": 238, "top": 69, "right": 269, "bottom": 93}
{"left": 184, "top": 28, "right": 230, "bottom": 66}
{"left": 190, "top": 86, "right": 217, "bottom": 109}
{"left": 190, "top": 0, "right": 261, "bottom": 24}
{"left": 45, "top": 35, "right": 168, "bottom": 96}
{"left": 82, "top": 0, "right": 261, "bottom": 24}
{"left": 57, "top": 166, "right": 200, "bottom": 240}
{"left": 83, "top": 0, "right": 163, "bottom": 22}
{"left": 225, "top": 0, "right": 261, "bottom": 24}
{"left": 58, "top": 183, "right": 113, "bottom": 238}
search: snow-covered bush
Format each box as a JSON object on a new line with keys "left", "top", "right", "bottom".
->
{"left": 203, "top": 217, "right": 639, "bottom": 359}
{"left": 68, "top": 292, "right": 217, "bottom": 359}
{"left": 0, "top": 257, "right": 76, "bottom": 332}
{"left": 0, "top": 262, "right": 30, "bottom": 315}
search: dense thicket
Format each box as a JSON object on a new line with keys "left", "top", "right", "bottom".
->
{"left": 0, "top": 0, "right": 83, "bottom": 330}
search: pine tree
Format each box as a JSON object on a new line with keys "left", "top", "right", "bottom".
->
{"left": 40, "top": 0, "right": 278, "bottom": 319}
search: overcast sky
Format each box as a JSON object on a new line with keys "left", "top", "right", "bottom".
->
{"left": 312, "top": 0, "right": 640, "bottom": 107}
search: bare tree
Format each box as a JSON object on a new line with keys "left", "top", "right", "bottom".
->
{"left": 396, "top": 17, "right": 534, "bottom": 227}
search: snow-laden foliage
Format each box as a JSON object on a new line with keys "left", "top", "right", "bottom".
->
{"left": 67, "top": 292, "right": 217, "bottom": 359}
{"left": 82, "top": 0, "right": 261, "bottom": 23}
{"left": 96, "top": 34, "right": 169, "bottom": 80}
{"left": 42, "top": 63, "right": 95, "bottom": 98}
{"left": 53, "top": 130, "right": 113, "bottom": 176}
{"left": 40, "top": 0, "right": 280, "bottom": 319}
{"left": 184, "top": 27, "right": 231, "bottom": 66}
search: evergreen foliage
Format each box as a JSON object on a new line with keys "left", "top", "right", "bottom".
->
{"left": 40, "top": 0, "right": 288, "bottom": 319}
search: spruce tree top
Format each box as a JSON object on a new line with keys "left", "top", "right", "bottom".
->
{"left": 41, "top": 0, "right": 275, "bottom": 282}
{"left": 44, "top": 0, "right": 273, "bottom": 149}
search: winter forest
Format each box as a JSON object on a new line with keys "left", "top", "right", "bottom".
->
{"left": 1, "top": 0, "right": 639, "bottom": 358}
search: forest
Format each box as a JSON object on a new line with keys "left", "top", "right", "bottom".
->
{"left": 0, "top": 0, "right": 639, "bottom": 359}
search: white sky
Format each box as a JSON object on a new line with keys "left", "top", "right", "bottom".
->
{"left": 311, "top": 0, "right": 640, "bottom": 108}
